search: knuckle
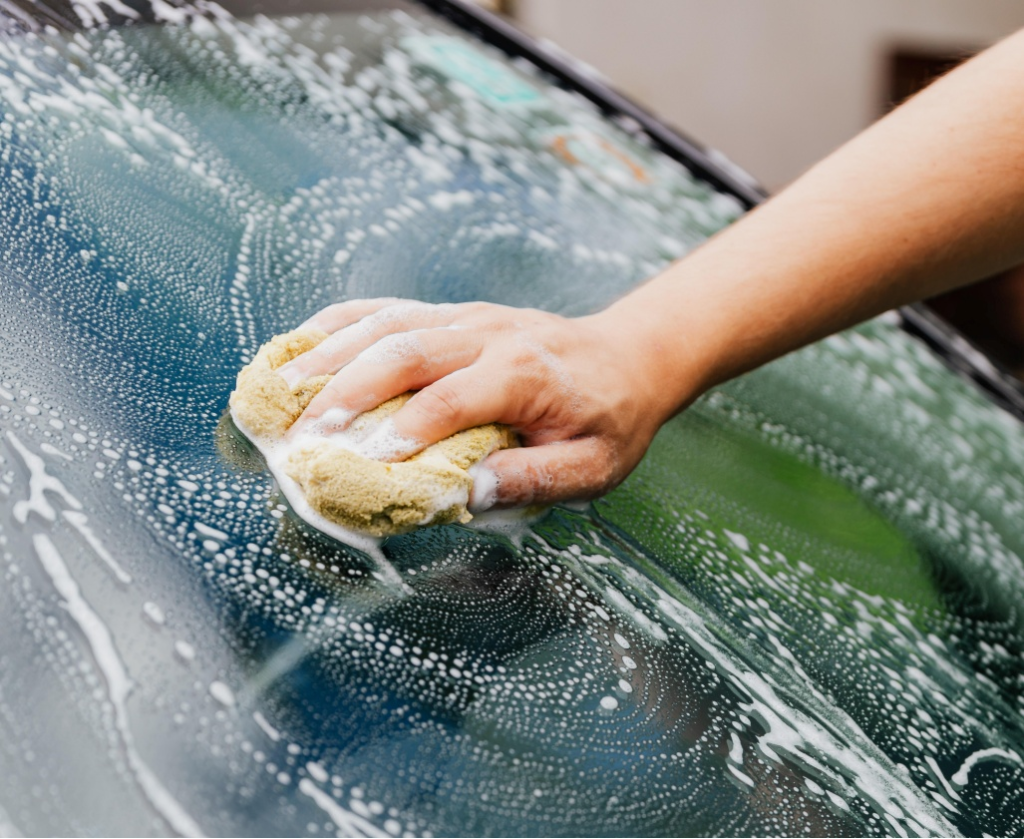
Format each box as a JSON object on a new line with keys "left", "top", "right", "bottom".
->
{"left": 571, "top": 443, "right": 619, "bottom": 498}
{"left": 364, "top": 301, "right": 430, "bottom": 334}
{"left": 460, "top": 301, "right": 492, "bottom": 319}
{"left": 531, "top": 459, "right": 556, "bottom": 490}
{"left": 363, "top": 309, "right": 392, "bottom": 331}
{"left": 392, "top": 300, "right": 433, "bottom": 317}
{"left": 492, "top": 315, "right": 522, "bottom": 335}
{"left": 511, "top": 343, "right": 536, "bottom": 364}
{"left": 319, "top": 302, "right": 347, "bottom": 321}
{"left": 312, "top": 331, "right": 346, "bottom": 361}
{"left": 411, "top": 382, "right": 465, "bottom": 424}
{"left": 596, "top": 449, "right": 627, "bottom": 492}
{"left": 594, "top": 455, "right": 618, "bottom": 490}
{"left": 510, "top": 346, "right": 546, "bottom": 376}
{"left": 361, "top": 332, "right": 426, "bottom": 371}
{"left": 380, "top": 331, "right": 415, "bottom": 354}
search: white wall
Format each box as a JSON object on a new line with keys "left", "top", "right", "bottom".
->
{"left": 514, "top": 0, "right": 1024, "bottom": 191}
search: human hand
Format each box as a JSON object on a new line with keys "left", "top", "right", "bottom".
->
{"left": 275, "top": 298, "right": 688, "bottom": 511}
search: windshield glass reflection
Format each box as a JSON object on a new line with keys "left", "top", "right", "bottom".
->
{"left": 0, "top": 3, "right": 1021, "bottom": 836}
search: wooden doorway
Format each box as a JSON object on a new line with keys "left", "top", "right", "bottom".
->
{"left": 883, "top": 45, "right": 975, "bottom": 113}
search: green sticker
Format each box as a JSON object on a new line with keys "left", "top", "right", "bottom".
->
{"left": 405, "top": 36, "right": 540, "bottom": 107}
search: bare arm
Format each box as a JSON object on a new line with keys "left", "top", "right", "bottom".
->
{"left": 278, "top": 30, "right": 1024, "bottom": 510}
{"left": 613, "top": 28, "right": 1024, "bottom": 410}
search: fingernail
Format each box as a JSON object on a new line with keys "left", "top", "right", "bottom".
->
{"left": 468, "top": 464, "right": 499, "bottom": 513}
{"left": 278, "top": 364, "right": 304, "bottom": 390}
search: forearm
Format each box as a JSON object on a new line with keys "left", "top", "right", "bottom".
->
{"left": 602, "top": 29, "right": 1024, "bottom": 420}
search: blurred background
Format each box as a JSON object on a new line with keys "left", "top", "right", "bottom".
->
{"left": 473, "top": 0, "right": 1024, "bottom": 376}
{"left": 479, "top": 0, "right": 1024, "bottom": 191}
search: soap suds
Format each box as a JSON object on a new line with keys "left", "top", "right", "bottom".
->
{"left": 467, "top": 462, "right": 498, "bottom": 512}
{"left": 33, "top": 534, "right": 203, "bottom": 836}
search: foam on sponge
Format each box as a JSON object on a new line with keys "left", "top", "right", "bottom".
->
{"left": 229, "top": 329, "right": 516, "bottom": 538}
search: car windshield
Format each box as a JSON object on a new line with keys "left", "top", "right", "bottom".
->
{"left": 0, "top": 2, "right": 1022, "bottom": 836}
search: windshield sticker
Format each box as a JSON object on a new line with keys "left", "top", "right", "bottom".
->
{"left": 403, "top": 35, "right": 542, "bottom": 108}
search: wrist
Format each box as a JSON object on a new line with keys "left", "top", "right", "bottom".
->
{"left": 585, "top": 294, "right": 712, "bottom": 426}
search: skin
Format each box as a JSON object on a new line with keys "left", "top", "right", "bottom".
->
{"left": 278, "top": 29, "right": 1024, "bottom": 512}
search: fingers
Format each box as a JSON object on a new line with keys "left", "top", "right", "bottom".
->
{"left": 468, "top": 438, "right": 619, "bottom": 511}
{"left": 388, "top": 365, "right": 520, "bottom": 445}
{"left": 300, "top": 298, "right": 404, "bottom": 333}
{"left": 292, "top": 327, "right": 482, "bottom": 436}
{"left": 281, "top": 301, "right": 458, "bottom": 387}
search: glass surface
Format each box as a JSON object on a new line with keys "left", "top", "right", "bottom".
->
{"left": 0, "top": 2, "right": 1022, "bottom": 836}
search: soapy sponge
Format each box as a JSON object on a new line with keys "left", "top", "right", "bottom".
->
{"left": 229, "top": 329, "right": 516, "bottom": 538}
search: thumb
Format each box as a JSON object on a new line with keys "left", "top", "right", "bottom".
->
{"left": 469, "top": 438, "right": 617, "bottom": 511}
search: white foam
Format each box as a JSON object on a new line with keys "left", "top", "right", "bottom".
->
{"left": 357, "top": 331, "right": 424, "bottom": 366}
{"left": 174, "top": 640, "right": 195, "bottom": 663}
{"left": 253, "top": 711, "right": 281, "bottom": 742}
{"left": 727, "top": 765, "right": 755, "bottom": 788}
{"left": 298, "top": 778, "right": 388, "bottom": 838}
{"left": 307, "top": 407, "right": 357, "bottom": 436}
{"left": 7, "top": 431, "right": 82, "bottom": 524}
{"left": 648, "top": 587, "right": 954, "bottom": 835}
{"left": 148, "top": 0, "right": 190, "bottom": 25}
{"left": 194, "top": 522, "right": 229, "bottom": 541}
{"left": 7, "top": 433, "right": 133, "bottom": 586}
{"left": 40, "top": 443, "right": 72, "bottom": 461}
{"left": 728, "top": 732, "right": 744, "bottom": 764}
{"left": 142, "top": 602, "right": 165, "bottom": 627}
{"left": 71, "top": 0, "right": 138, "bottom": 28}
{"left": 230, "top": 407, "right": 411, "bottom": 594}
{"left": 951, "top": 748, "right": 1021, "bottom": 786}
{"left": 467, "top": 462, "right": 498, "bottom": 512}
{"left": 923, "top": 754, "right": 961, "bottom": 804}
{"left": 209, "top": 681, "right": 236, "bottom": 708}
{"left": 63, "top": 511, "right": 133, "bottom": 585}
{"left": 724, "top": 529, "right": 750, "bottom": 552}
{"left": 405, "top": 145, "right": 451, "bottom": 183}
{"left": 32, "top": 535, "right": 203, "bottom": 836}
{"left": 427, "top": 189, "right": 474, "bottom": 211}
{"left": 466, "top": 504, "right": 543, "bottom": 543}
{"left": 357, "top": 417, "right": 423, "bottom": 462}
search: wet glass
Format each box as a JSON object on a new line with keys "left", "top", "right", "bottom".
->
{"left": 0, "top": 2, "right": 1021, "bottom": 836}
